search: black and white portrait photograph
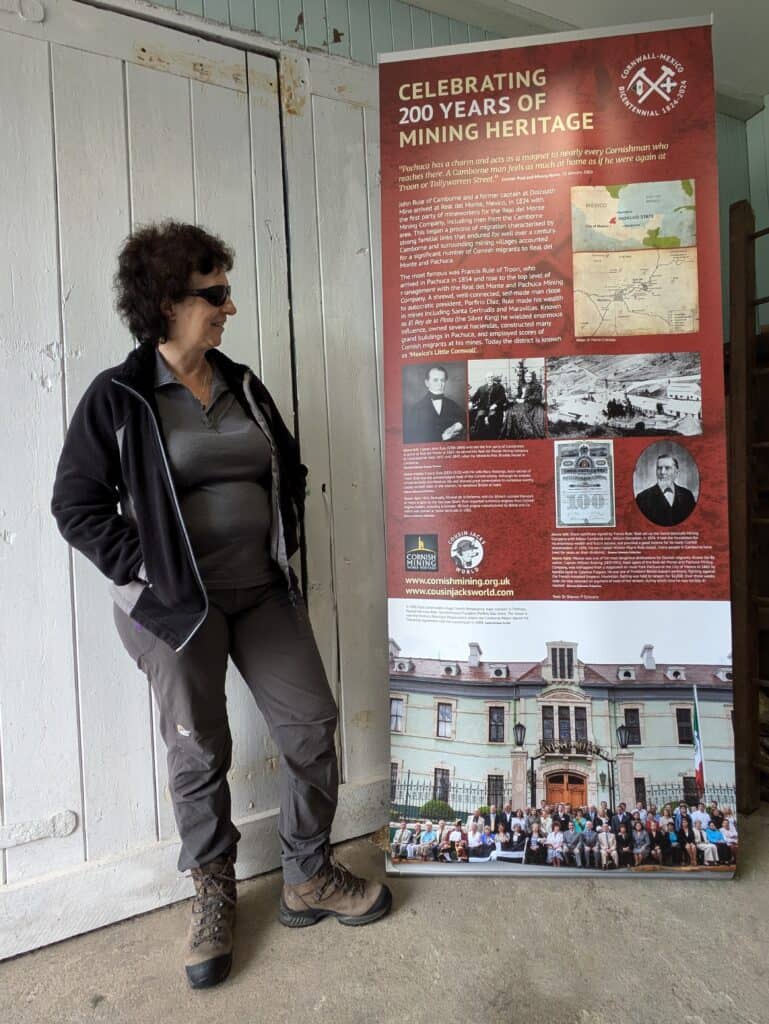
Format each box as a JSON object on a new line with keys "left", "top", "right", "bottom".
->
{"left": 467, "top": 358, "right": 546, "bottom": 441}
{"left": 402, "top": 362, "right": 468, "bottom": 444}
{"left": 633, "top": 442, "right": 700, "bottom": 527}
{"left": 546, "top": 353, "right": 702, "bottom": 439}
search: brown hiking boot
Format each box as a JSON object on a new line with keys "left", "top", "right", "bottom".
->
{"left": 279, "top": 857, "right": 392, "bottom": 927}
{"left": 185, "top": 856, "right": 237, "bottom": 988}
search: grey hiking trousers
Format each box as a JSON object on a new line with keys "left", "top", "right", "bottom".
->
{"left": 113, "top": 580, "right": 339, "bottom": 884}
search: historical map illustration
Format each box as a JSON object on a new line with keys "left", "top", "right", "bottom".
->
{"left": 571, "top": 180, "right": 699, "bottom": 337}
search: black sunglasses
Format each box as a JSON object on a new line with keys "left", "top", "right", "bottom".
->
{"left": 184, "top": 284, "right": 231, "bottom": 306}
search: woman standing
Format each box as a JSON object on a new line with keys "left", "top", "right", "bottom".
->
{"left": 658, "top": 803, "right": 674, "bottom": 832}
{"left": 51, "top": 222, "right": 390, "bottom": 989}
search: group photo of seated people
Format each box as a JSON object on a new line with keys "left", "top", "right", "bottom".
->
{"left": 389, "top": 798, "right": 738, "bottom": 869}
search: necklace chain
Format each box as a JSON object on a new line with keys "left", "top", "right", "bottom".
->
{"left": 189, "top": 362, "right": 212, "bottom": 406}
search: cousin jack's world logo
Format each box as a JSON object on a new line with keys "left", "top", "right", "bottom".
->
{"left": 618, "top": 53, "right": 687, "bottom": 116}
{"left": 449, "top": 531, "right": 485, "bottom": 575}
{"left": 405, "top": 534, "right": 439, "bottom": 572}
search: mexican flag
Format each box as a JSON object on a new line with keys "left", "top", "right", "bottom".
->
{"left": 693, "top": 691, "right": 705, "bottom": 795}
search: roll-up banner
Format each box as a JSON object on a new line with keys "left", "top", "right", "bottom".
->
{"left": 381, "top": 18, "right": 737, "bottom": 877}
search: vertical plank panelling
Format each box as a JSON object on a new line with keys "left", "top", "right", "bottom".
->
{"left": 429, "top": 12, "right": 451, "bottom": 46}
{"left": 52, "top": 45, "right": 158, "bottom": 862}
{"left": 191, "top": 82, "right": 258, "bottom": 371}
{"left": 347, "top": 0, "right": 373, "bottom": 65}
{"left": 190, "top": 78, "right": 280, "bottom": 821}
{"left": 310, "top": 85, "right": 388, "bottom": 783}
{"left": 716, "top": 114, "right": 750, "bottom": 343}
{"left": 369, "top": 0, "right": 392, "bottom": 60}
{"left": 177, "top": 0, "right": 204, "bottom": 17}
{"left": 363, "top": 102, "right": 387, "bottom": 584}
{"left": 255, "top": 0, "right": 281, "bottom": 38}
{"left": 303, "top": 0, "right": 327, "bottom": 49}
{"left": 229, "top": 0, "right": 256, "bottom": 31}
{"left": 449, "top": 18, "right": 469, "bottom": 44}
{"left": 126, "top": 63, "right": 197, "bottom": 841}
{"left": 147, "top": 0, "right": 520, "bottom": 61}
{"left": 127, "top": 65, "right": 196, "bottom": 226}
{"left": 747, "top": 110, "right": 769, "bottom": 231}
{"left": 326, "top": 0, "right": 350, "bottom": 58}
{"left": 0, "top": 32, "right": 83, "bottom": 884}
{"left": 247, "top": 54, "right": 293, "bottom": 419}
{"left": 409, "top": 5, "right": 431, "bottom": 49}
{"left": 203, "top": 0, "right": 230, "bottom": 24}
{"left": 279, "top": 0, "right": 305, "bottom": 46}
{"left": 279, "top": 52, "right": 338, "bottom": 701}
{"left": 390, "top": 0, "right": 412, "bottom": 51}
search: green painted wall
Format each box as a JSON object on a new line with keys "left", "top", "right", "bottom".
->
{"left": 747, "top": 101, "right": 769, "bottom": 326}
{"left": 148, "top": 0, "right": 496, "bottom": 58}
{"left": 717, "top": 113, "right": 752, "bottom": 339}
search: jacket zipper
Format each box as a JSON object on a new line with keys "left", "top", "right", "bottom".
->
{"left": 112, "top": 379, "right": 209, "bottom": 653}
{"left": 242, "top": 371, "right": 292, "bottom": 590}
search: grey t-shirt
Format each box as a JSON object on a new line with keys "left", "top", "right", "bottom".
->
{"left": 154, "top": 349, "right": 275, "bottom": 589}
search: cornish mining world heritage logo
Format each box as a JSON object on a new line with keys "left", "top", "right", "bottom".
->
{"left": 449, "top": 531, "right": 485, "bottom": 574}
{"left": 618, "top": 53, "right": 687, "bottom": 116}
{"left": 405, "top": 534, "right": 438, "bottom": 572}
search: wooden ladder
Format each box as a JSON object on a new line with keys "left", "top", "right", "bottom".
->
{"left": 729, "top": 198, "right": 769, "bottom": 812}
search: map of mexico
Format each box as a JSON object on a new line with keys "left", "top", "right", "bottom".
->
{"left": 572, "top": 179, "right": 699, "bottom": 337}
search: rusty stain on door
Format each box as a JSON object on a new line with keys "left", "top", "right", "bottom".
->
{"left": 134, "top": 44, "right": 245, "bottom": 90}
{"left": 280, "top": 55, "right": 306, "bottom": 117}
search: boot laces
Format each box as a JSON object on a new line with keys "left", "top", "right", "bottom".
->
{"left": 189, "top": 865, "right": 236, "bottom": 949}
{"left": 315, "top": 859, "right": 366, "bottom": 901}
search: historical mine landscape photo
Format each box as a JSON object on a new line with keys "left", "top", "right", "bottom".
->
{"left": 545, "top": 352, "right": 701, "bottom": 439}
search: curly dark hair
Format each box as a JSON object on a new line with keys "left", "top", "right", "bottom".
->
{"left": 114, "top": 220, "right": 234, "bottom": 344}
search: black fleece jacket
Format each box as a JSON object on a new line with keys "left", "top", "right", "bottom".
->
{"left": 51, "top": 342, "right": 306, "bottom": 650}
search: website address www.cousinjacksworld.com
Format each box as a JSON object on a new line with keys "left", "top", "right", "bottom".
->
{"left": 403, "top": 577, "right": 516, "bottom": 598}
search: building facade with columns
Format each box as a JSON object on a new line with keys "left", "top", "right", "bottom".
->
{"left": 389, "top": 637, "right": 735, "bottom": 814}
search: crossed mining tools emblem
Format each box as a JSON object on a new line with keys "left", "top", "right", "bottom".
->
{"left": 628, "top": 64, "right": 678, "bottom": 105}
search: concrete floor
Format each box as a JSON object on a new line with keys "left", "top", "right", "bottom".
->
{"left": 2, "top": 807, "right": 767, "bottom": 1024}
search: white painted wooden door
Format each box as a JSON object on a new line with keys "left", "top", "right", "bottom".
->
{"left": 0, "top": 0, "right": 388, "bottom": 959}
{"left": 280, "top": 51, "right": 389, "bottom": 802}
{"left": 0, "top": 0, "right": 306, "bottom": 960}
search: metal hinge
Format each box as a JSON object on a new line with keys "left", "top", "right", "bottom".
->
{"left": 0, "top": 810, "right": 78, "bottom": 850}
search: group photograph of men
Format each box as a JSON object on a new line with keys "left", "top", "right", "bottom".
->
{"left": 389, "top": 798, "right": 738, "bottom": 873}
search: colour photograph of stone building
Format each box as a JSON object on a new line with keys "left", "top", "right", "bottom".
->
{"left": 387, "top": 627, "right": 736, "bottom": 876}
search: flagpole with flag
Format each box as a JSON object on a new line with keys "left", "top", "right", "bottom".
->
{"left": 692, "top": 685, "right": 706, "bottom": 798}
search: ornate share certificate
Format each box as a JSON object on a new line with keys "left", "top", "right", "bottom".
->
{"left": 554, "top": 441, "right": 616, "bottom": 528}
